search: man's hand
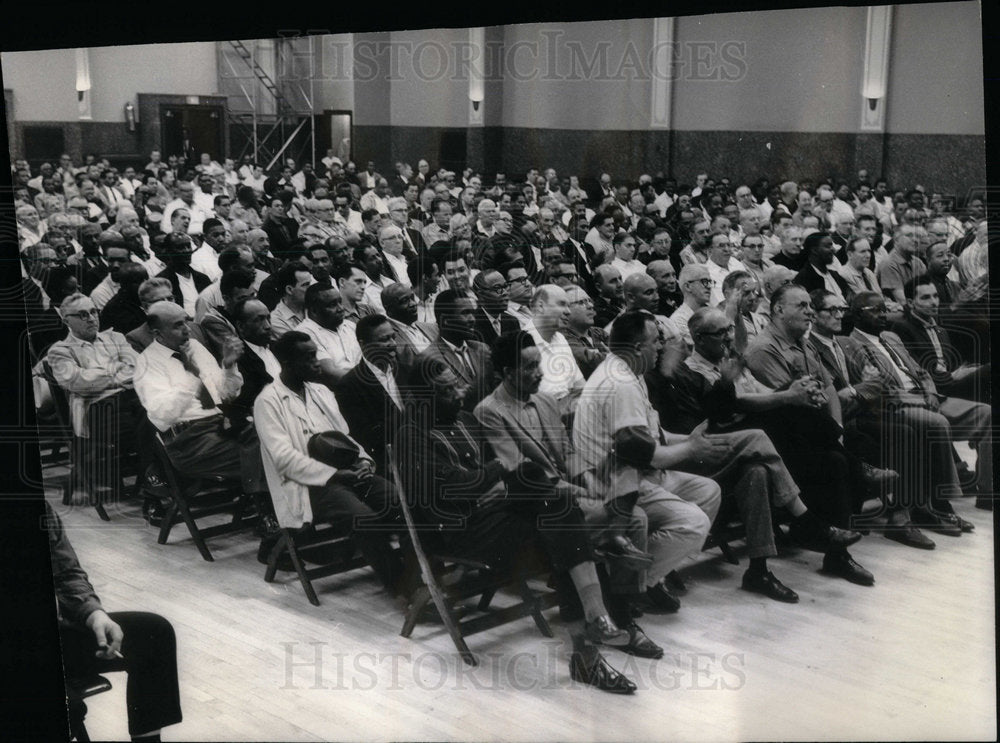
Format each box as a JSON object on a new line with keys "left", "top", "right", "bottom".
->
{"left": 688, "top": 428, "right": 733, "bottom": 461}
{"left": 85, "top": 610, "right": 123, "bottom": 660}
{"left": 861, "top": 362, "right": 881, "bottom": 382}
{"left": 221, "top": 337, "right": 245, "bottom": 368}
{"left": 951, "top": 363, "right": 979, "bottom": 382}
{"left": 718, "top": 356, "right": 743, "bottom": 385}
{"left": 786, "top": 376, "right": 819, "bottom": 407}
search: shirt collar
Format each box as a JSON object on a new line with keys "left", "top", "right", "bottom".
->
{"left": 441, "top": 336, "right": 467, "bottom": 355}
{"left": 855, "top": 328, "right": 883, "bottom": 345}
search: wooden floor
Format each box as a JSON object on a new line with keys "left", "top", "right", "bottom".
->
{"left": 45, "top": 457, "right": 996, "bottom": 742}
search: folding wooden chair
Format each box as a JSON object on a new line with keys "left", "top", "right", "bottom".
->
{"left": 263, "top": 523, "right": 368, "bottom": 606}
{"left": 65, "top": 674, "right": 112, "bottom": 742}
{"left": 387, "top": 443, "right": 556, "bottom": 667}
{"left": 151, "top": 433, "right": 255, "bottom": 561}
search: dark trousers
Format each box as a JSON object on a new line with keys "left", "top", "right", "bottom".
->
{"left": 162, "top": 416, "right": 242, "bottom": 481}
{"left": 738, "top": 410, "right": 854, "bottom": 529}
{"left": 82, "top": 389, "right": 143, "bottom": 490}
{"left": 309, "top": 471, "right": 403, "bottom": 590}
{"left": 59, "top": 612, "right": 182, "bottom": 736}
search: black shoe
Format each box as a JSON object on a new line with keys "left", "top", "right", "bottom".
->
{"left": 593, "top": 535, "right": 654, "bottom": 569}
{"left": 862, "top": 463, "right": 899, "bottom": 491}
{"left": 941, "top": 512, "right": 975, "bottom": 533}
{"left": 665, "top": 569, "right": 688, "bottom": 594}
{"left": 644, "top": 580, "right": 681, "bottom": 613}
{"left": 883, "top": 522, "right": 936, "bottom": 550}
{"left": 584, "top": 615, "right": 629, "bottom": 646}
{"left": 789, "top": 518, "right": 862, "bottom": 552}
{"left": 821, "top": 551, "right": 875, "bottom": 586}
{"left": 911, "top": 509, "right": 962, "bottom": 537}
{"left": 257, "top": 537, "right": 293, "bottom": 571}
{"left": 141, "top": 496, "right": 166, "bottom": 526}
{"left": 618, "top": 622, "right": 664, "bottom": 659}
{"left": 975, "top": 495, "right": 993, "bottom": 511}
{"left": 569, "top": 645, "right": 637, "bottom": 694}
{"left": 741, "top": 569, "right": 799, "bottom": 603}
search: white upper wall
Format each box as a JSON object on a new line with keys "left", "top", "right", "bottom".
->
{"left": 2, "top": 42, "right": 218, "bottom": 123}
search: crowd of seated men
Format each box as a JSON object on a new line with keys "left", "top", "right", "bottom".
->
{"left": 22, "top": 148, "right": 991, "bottom": 695}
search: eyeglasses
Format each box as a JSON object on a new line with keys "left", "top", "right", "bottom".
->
{"left": 699, "top": 324, "right": 736, "bottom": 338}
{"left": 818, "top": 306, "right": 848, "bottom": 315}
{"left": 569, "top": 299, "right": 594, "bottom": 307}
{"left": 65, "top": 308, "right": 99, "bottom": 320}
{"left": 860, "top": 304, "right": 888, "bottom": 313}
{"left": 482, "top": 284, "right": 508, "bottom": 294}
{"left": 686, "top": 278, "right": 714, "bottom": 288}
{"left": 506, "top": 276, "right": 530, "bottom": 287}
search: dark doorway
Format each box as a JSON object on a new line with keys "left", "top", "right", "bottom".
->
{"left": 315, "top": 110, "right": 352, "bottom": 167}
{"left": 160, "top": 105, "right": 225, "bottom": 163}
{"left": 439, "top": 131, "right": 467, "bottom": 174}
{"left": 22, "top": 126, "right": 66, "bottom": 169}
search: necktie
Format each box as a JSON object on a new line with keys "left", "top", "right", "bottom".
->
{"left": 878, "top": 339, "right": 919, "bottom": 388}
{"left": 173, "top": 351, "right": 215, "bottom": 409}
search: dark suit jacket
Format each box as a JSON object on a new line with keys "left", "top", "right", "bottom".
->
{"left": 335, "top": 361, "right": 404, "bottom": 474}
{"left": 794, "top": 263, "right": 852, "bottom": 298}
{"left": 222, "top": 340, "right": 274, "bottom": 431}
{"left": 561, "top": 238, "right": 598, "bottom": 295}
{"left": 472, "top": 307, "right": 520, "bottom": 347}
{"left": 771, "top": 251, "right": 806, "bottom": 273}
{"left": 402, "top": 227, "right": 426, "bottom": 256}
{"left": 155, "top": 267, "right": 211, "bottom": 310}
{"left": 389, "top": 318, "right": 439, "bottom": 375}
{"left": 807, "top": 334, "right": 882, "bottom": 419}
{"left": 563, "top": 326, "right": 609, "bottom": 379}
{"left": 199, "top": 306, "right": 239, "bottom": 363}
{"left": 416, "top": 337, "right": 495, "bottom": 411}
{"left": 841, "top": 329, "right": 938, "bottom": 411}
{"left": 891, "top": 310, "right": 966, "bottom": 391}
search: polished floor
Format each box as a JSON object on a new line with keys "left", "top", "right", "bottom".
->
{"left": 44, "top": 453, "right": 996, "bottom": 742}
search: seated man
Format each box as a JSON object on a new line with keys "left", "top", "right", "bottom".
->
{"left": 199, "top": 267, "right": 258, "bottom": 363}
{"left": 892, "top": 275, "right": 989, "bottom": 404}
{"left": 415, "top": 289, "right": 494, "bottom": 411}
{"left": 133, "top": 301, "right": 245, "bottom": 482}
{"left": 572, "top": 311, "right": 722, "bottom": 610}
{"left": 562, "top": 285, "right": 610, "bottom": 379}
{"left": 99, "top": 263, "right": 150, "bottom": 335}
{"left": 381, "top": 282, "right": 439, "bottom": 374}
{"left": 662, "top": 306, "right": 867, "bottom": 589}
{"left": 269, "top": 261, "right": 313, "bottom": 339}
{"left": 742, "top": 285, "right": 877, "bottom": 584}
{"left": 126, "top": 278, "right": 206, "bottom": 353}
{"left": 471, "top": 269, "right": 520, "bottom": 346}
{"left": 525, "top": 285, "right": 587, "bottom": 408}
{"left": 475, "top": 331, "right": 665, "bottom": 651}
{"left": 254, "top": 331, "right": 403, "bottom": 592}
{"left": 669, "top": 263, "right": 713, "bottom": 347}
{"left": 47, "top": 502, "right": 182, "bottom": 742}
{"left": 841, "top": 291, "right": 991, "bottom": 522}
{"left": 47, "top": 292, "right": 142, "bottom": 490}
{"left": 397, "top": 359, "right": 638, "bottom": 694}
{"left": 335, "top": 315, "right": 405, "bottom": 477}
{"left": 296, "top": 282, "right": 363, "bottom": 385}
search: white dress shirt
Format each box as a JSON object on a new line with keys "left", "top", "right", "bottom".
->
{"left": 526, "top": 324, "right": 586, "bottom": 399}
{"left": 364, "top": 359, "right": 403, "bottom": 410}
{"left": 88, "top": 275, "right": 120, "bottom": 311}
{"left": 247, "top": 340, "right": 282, "bottom": 380}
{"left": 176, "top": 273, "right": 200, "bottom": 317}
{"left": 297, "top": 318, "right": 362, "bottom": 375}
{"left": 382, "top": 251, "right": 411, "bottom": 287}
{"left": 134, "top": 338, "right": 243, "bottom": 432}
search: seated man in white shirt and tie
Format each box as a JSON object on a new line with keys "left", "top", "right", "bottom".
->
{"left": 295, "top": 282, "right": 362, "bottom": 386}
{"left": 525, "top": 284, "right": 587, "bottom": 412}
{"left": 133, "top": 301, "right": 245, "bottom": 482}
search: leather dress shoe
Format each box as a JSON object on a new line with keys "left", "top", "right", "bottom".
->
{"left": 741, "top": 569, "right": 799, "bottom": 603}
{"left": 821, "top": 551, "right": 874, "bottom": 586}
{"left": 911, "top": 509, "right": 962, "bottom": 537}
{"left": 618, "top": 622, "right": 664, "bottom": 659}
{"left": 941, "top": 512, "right": 974, "bottom": 533}
{"left": 883, "top": 522, "right": 936, "bottom": 550}
{"left": 790, "top": 521, "right": 862, "bottom": 552}
{"left": 584, "top": 615, "right": 629, "bottom": 646}
{"left": 665, "top": 570, "right": 688, "bottom": 594}
{"left": 569, "top": 645, "right": 637, "bottom": 694}
{"left": 644, "top": 580, "right": 681, "bottom": 613}
{"left": 593, "top": 535, "right": 654, "bottom": 569}
{"left": 862, "top": 463, "right": 899, "bottom": 490}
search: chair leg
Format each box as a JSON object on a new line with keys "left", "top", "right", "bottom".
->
{"left": 264, "top": 532, "right": 288, "bottom": 583}
{"left": 174, "top": 494, "right": 214, "bottom": 562}
{"left": 67, "top": 698, "right": 90, "bottom": 742}
{"left": 157, "top": 502, "right": 179, "bottom": 545}
{"left": 477, "top": 588, "right": 497, "bottom": 612}
{"left": 401, "top": 585, "right": 431, "bottom": 638}
{"left": 520, "top": 579, "right": 554, "bottom": 638}
{"left": 286, "top": 535, "right": 320, "bottom": 607}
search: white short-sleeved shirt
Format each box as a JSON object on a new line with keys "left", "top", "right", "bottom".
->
{"left": 571, "top": 353, "right": 660, "bottom": 497}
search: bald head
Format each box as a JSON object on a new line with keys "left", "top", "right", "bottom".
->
{"left": 594, "top": 263, "right": 624, "bottom": 300}
{"left": 624, "top": 272, "right": 659, "bottom": 312}
{"left": 147, "top": 299, "right": 187, "bottom": 328}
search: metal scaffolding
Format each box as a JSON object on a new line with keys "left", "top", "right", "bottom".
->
{"left": 217, "top": 36, "right": 316, "bottom": 169}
